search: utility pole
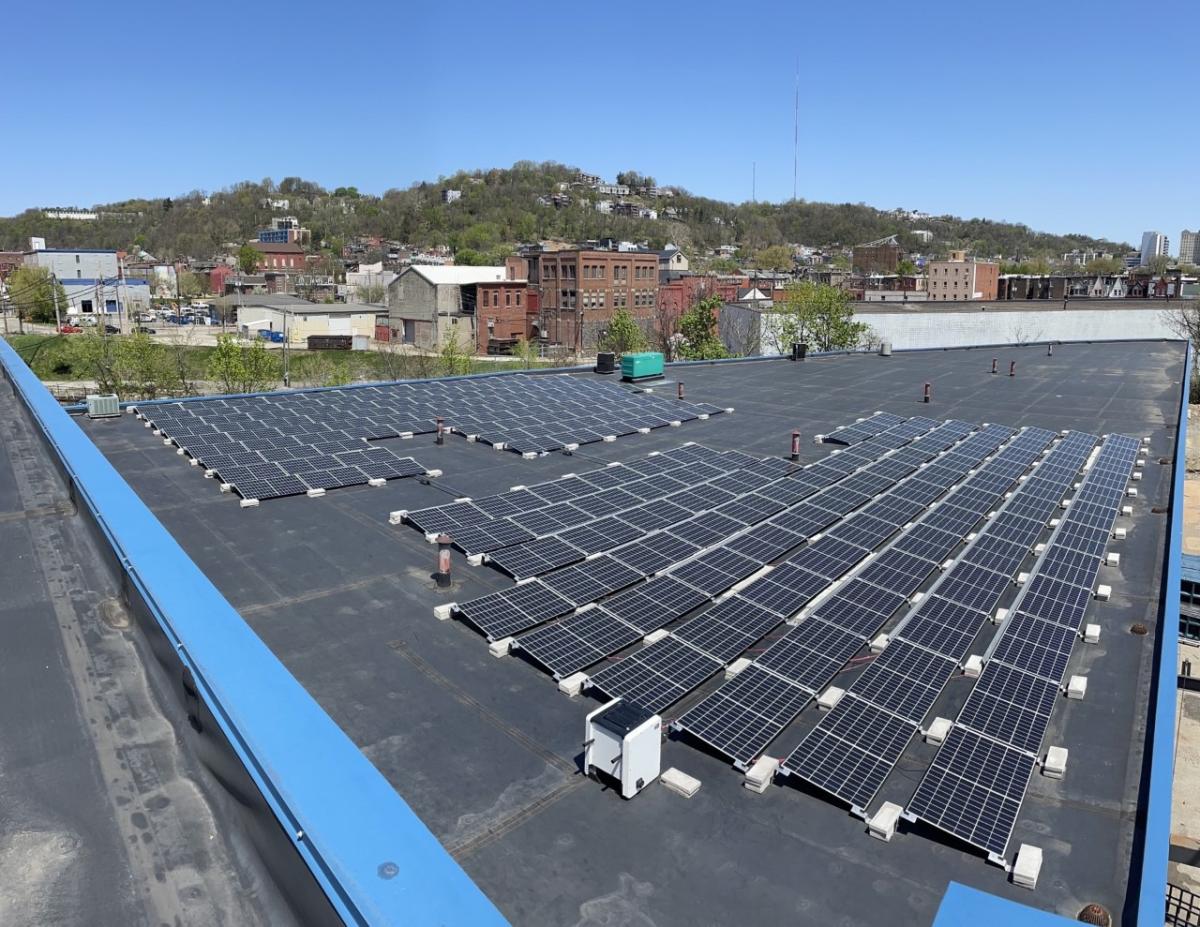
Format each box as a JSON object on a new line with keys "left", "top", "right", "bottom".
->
{"left": 52, "top": 274, "right": 61, "bottom": 331}
{"left": 283, "top": 307, "right": 290, "bottom": 387}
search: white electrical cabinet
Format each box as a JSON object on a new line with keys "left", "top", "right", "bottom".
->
{"left": 584, "top": 698, "right": 662, "bottom": 798}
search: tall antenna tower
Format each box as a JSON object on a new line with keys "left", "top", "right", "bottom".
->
{"left": 792, "top": 59, "right": 799, "bottom": 201}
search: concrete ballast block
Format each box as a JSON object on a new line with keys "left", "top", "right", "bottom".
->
{"left": 557, "top": 672, "right": 587, "bottom": 697}
{"left": 489, "top": 637, "right": 514, "bottom": 658}
{"left": 817, "top": 686, "right": 845, "bottom": 710}
{"left": 433, "top": 603, "right": 454, "bottom": 621}
{"left": 1113, "top": 526, "right": 1127, "bottom": 540}
{"left": 963, "top": 655, "right": 984, "bottom": 677}
{"left": 1105, "top": 552, "right": 1120, "bottom": 567}
{"left": 1012, "top": 844, "right": 1043, "bottom": 889}
{"left": 1095, "top": 584, "right": 1112, "bottom": 601}
{"left": 925, "top": 717, "right": 952, "bottom": 745}
{"left": 725, "top": 657, "right": 752, "bottom": 679}
{"left": 868, "top": 802, "right": 903, "bottom": 842}
{"left": 870, "top": 634, "right": 889, "bottom": 653}
{"left": 1083, "top": 623, "right": 1101, "bottom": 643}
{"left": 1043, "top": 746, "right": 1068, "bottom": 779}
{"left": 661, "top": 768, "right": 701, "bottom": 798}
{"left": 643, "top": 629, "right": 670, "bottom": 645}
{"left": 1066, "top": 675, "right": 1088, "bottom": 700}
{"left": 993, "top": 607, "right": 1008, "bottom": 626}
{"left": 743, "top": 756, "right": 780, "bottom": 793}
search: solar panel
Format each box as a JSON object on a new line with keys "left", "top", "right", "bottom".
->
{"left": 989, "top": 611, "right": 1078, "bottom": 682}
{"left": 850, "top": 640, "right": 958, "bottom": 721}
{"left": 956, "top": 662, "right": 1058, "bottom": 754}
{"left": 541, "top": 558, "right": 642, "bottom": 604}
{"left": 908, "top": 725, "right": 1035, "bottom": 858}
{"left": 896, "top": 595, "right": 983, "bottom": 660}
{"left": 671, "top": 600, "right": 781, "bottom": 662}
{"left": 587, "top": 638, "right": 721, "bottom": 713}
{"left": 455, "top": 581, "right": 574, "bottom": 640}
{"left": 782, "top": 695, "right": 916, "bottom": 809}
{"left": 675, "top": 665, "right": 812, "bottom": 766}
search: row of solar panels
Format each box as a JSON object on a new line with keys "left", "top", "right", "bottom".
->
{"left": 577, "top": 423, "right": 1033, "bottom": 719}
{"left": 401, "top": 443, "right": 797, "bottom": 567}
{"left": 905, "top": 432, "right": 1140, "bottom": 861}
{"left": 136, "top": 373, "right": 725, "bottom": 470}
{"left": 133, "top": 407, "right": 428, "bottom": 502}
{"left": 666, "top": 426, "right": 1072, "bottom": 766}
{"left": 400, "top": 410, "right": 906, "bottom": 566}
{"left": 451, "top": 416, "right": 946, "bottom": 644}
{"left": 772, "top": 430, "right": 1098, "bottom": 827}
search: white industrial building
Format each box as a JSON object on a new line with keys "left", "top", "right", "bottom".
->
{"left": 235, "top": 296, "right": 381, "bottom": 345}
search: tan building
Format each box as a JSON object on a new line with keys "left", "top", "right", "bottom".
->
{"left": 852, "top": 236, "right": 901, "bottom": 275}
{"left": 925, "top": 250, "right": 998, "bottom": 301}
{"left": 235, "top": 296, "right": 379, "bottom": 343}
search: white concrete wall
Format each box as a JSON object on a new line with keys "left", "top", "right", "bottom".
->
{"left": 855, "top": 307, "right": 1178, "bottom": 350}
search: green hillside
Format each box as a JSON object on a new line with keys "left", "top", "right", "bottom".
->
{"left": 0, "top": 161, "right": 1129, "bottom": 264}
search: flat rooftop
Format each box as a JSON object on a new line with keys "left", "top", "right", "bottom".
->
{"left": 76, "top": 341, "right": 1184, "bottom": 925}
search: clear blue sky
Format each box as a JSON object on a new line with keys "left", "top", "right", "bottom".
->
{"left": 6, "top": 0, "right": 1196, "bottom": 248}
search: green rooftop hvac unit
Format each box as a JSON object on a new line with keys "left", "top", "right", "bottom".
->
{"left": 85, "top": 394, "right": 121, "bottom": 418}
{"left": 620, "top": 351, "right": 664, "bottom": 382}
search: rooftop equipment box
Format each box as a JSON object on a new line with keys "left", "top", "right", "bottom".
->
{"left": 584, "top": 698, "right": 661, "bottom": 798}
{"left": 620, "top": 351, "right": 665, "bottom": 381}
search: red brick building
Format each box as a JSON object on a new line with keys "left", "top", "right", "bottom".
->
{"left": 475, "top": 280, "right": 539, "bottom": 353}
{"left": 657, "top": 274, "right": 746, "bottom": 319}
{"left": 528, "top": 249, "right": 659, "bottom": 349}
{"left": 249, "top": 241, "right": 306, "bottom": 271}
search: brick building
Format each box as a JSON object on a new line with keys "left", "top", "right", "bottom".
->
{"left": 476, "top": 279, "right": 538, "bottom": 353}
{"left": 658, "top": 274, "right": 745, "bottom": 319}
{"left": 925, "top": 250, "right": 999, "bottom": 301}
{"left": 528, "top": 249, "right": 659, "bottom": 349}
{"left": 249, "top": 241, "right": 307, "bottom": 272}
{"left": 852, "top": 236, "right": 902, "bottom": 275}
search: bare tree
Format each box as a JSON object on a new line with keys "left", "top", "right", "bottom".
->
{"left": 1008, "top": 323, "right": 1044, "bottom": 347}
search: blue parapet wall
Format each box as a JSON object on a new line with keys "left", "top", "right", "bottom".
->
{"left": 0, "top": 337, "right": 508, "bottom": 926}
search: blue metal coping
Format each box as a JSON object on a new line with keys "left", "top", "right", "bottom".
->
{"left": 0, "top": 336, "right": 508, "bottom": 926}
{"left": 928, "top": 340, "right": 1191, "bottom": 926}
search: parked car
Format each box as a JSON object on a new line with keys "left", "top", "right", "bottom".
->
{"left": 103, "top": 324, "right": 120, "bottom": 334}
{"left": 133, "top": 325, "right": 157, "bottom": 334}
{"left": 57, "top": 324, "right": 82, "bottom": 334}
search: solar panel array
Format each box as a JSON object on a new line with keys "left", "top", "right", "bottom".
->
{"left": 400, "top": 443, "right": 794, "bottom": 569}
{"left": 822, "top": 412, "right": 908, "bottom": 445}
{"left": 582, "top": 420, "right": 1009, "bottom": 716}
{"left": 452, "top": 416, "right": 945, "bottom": 643}
{"left": 133, "top": 373, "right": 725, "bottom": 500}
{"left": 133, "top": 399, "right": 427, "bottom": 501}
{"left": 673, "top": 425, "right": 1064, "bottom": 767}
{"left": 778, "top": 430, "right": 1096, "bottom": 813}
{"left": 906, "top": 432, "right": 1139, "bottom": 861}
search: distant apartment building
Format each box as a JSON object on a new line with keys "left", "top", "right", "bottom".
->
{"left": 911, "top": 230, "right": 934, "bottom": 243}
{"left": 1180, "top": 230, "right": 1200, "bottom": 264}
{"left": 852, "top": 236, "right": 901, "bottom": 274}
{"left": 527, "top": 248, "right": 659, "bottom": 349}
{"left": 924, "top": 250, "right": 998, "bottom": 301}
{"left": 441, "top": 189, "right": 462, "bottom": 204}
{"left": 257, "top": 216, "right": 311, "bottom": 246}
{"left": 1140, "top": 231, "right": 1169, "bottom": 266}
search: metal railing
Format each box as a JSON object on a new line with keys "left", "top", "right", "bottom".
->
{"left": 1168, "top": 882, "right": 1200, "bottom": 926}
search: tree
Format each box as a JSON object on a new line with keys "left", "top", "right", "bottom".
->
{"left": 357, "top": 283, "right": 386, "bottom": 304}
{"left": 754, "top": 244, "right": 794, "bottom": 272}
{"left": 7, "top": 266, "right": 68, "bottom": 324}
{"left": 1149, "top": 254, "right": 1172, "bottom": 276}
{"left": 237, "top": 244, "right": 260, "bottom": 275}
{"left": 206, "top": 333, "right": 280, "bottom": 394}
{"left": 178, "top": 270, "right": 208, "bottom": 299}
{"left": 439, "top": 329, "right": 472, "bottom": 375}
{"left": 896, "top": 258, "right": 917, "bottom": 277}
{"left": 771, "top": 281, "right": 867, "bottom": 353}
{"left": 1083, "top": 256, "right": 1123, "bottom": 275}
{"left": 677, "top": 295, "right": 728, "bottom": 360}
{"left": 601, "top": 308, "right": 645, "bottom": 357}
{"left": 513, "top": 337, "right": 541, "bottom": 369}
